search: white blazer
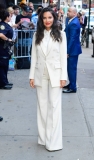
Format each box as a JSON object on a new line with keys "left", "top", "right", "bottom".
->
{"left": 29, "top": 31, "right": 67, "bottom": 87}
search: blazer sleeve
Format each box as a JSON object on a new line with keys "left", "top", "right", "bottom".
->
{"left": 60, "top": 31, "right": 67, "bottom": 80}
{"left": 29, "top": 32, "right": 37, "bottom": 79}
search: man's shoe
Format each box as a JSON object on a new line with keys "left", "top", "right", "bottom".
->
{"left": 0, "top": 85, "right": 12, "bottom": 90}
{"left": 63, "top": 89, "right": 76, "bottom": 93}
{"left": 0, "top": 116, "right": 3, "bottom": 121}
{"left": 63, "top": 84, "right": 70, "bottom": 89}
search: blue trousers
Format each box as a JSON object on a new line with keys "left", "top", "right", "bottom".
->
{"left": 67, "top": 55, "right": 78, "bottom": 91}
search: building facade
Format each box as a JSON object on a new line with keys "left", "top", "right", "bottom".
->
{"left": 2, "top": 0, "right": 48, "bottom": 7}
{"left": 2, "top": 0, "right": 94, "bottom": 8}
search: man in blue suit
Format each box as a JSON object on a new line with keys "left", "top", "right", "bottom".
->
{"left": 63, "top": 7, "right": 82, "bottom": 93}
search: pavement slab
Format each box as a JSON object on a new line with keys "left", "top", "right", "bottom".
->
{"left": 62, "top": 92, "right": 89, "bottom": 137}
{"left": 0, "top": 136, "right": 94, "bottom": 160}
{"left": 0, "top": 88, "right": 37, "bottom": 136}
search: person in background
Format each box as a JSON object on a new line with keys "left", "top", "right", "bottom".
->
{"left": 31, "top": 5, "right": 43, "bottom": 27}
{"left": 28, "top": 2, "right": 34, "bottom": 11}
{"left": 7, "top": 7, "right": 19, "bottom": 41}
{"left": 15, "top": 5, "right": 32, "bottom": 34}
{"left": 19, "top": 0, "right": 27, "bottom": 10}
{"left": 15, "top": 5, "right": 33, "bottom": 69}
{"left": 0, "top": 4, "right": 6, "bottom": 121}
{"left": 27, "top": 7, "right": 35, "bottom": 54}
{"left": 7, "top": 7, "right": 17, "bottom": 28}
{"left": 62, "top": 2, "right": 69, "bottom": 16}
{"left": 28, "top": 7, "right": 33, "bottom": 17}
{"left": 48, "top": 4, "right": 58, "bottom": 13}
{"left": 57, "top": 9, "right": 64, "bottom": 30}
{"left": 0, "top": 9, "right": 13, "bottom": 90}
{"left": 34, "top": 7, "right": 43, "bottom": 28}
{"left": 52, "top": 4, "right": 58, "bottom": 12}
{"left": 81, "top": 11, "right": 87, "bottom": 36}
{"left": 0, "top": 32, "right": 13, "bottom": 121}
{"left": 63, "top": 7, "right": 82, "bottom": 93}
{"left": 37, "top": 8, "right": 43, "bottom": 17}
{"left": 48, "top": 4, "right": 57, "bottom": 12}
{"left": 77, "top": 12, "right": 83, "bottom": 27}
{"left": 29, "top": 7, "right": 67, "bottom": 151}
{"left": 13, "top": 5, "right": 20, "bottom": 22}
{"left": 0, "top": 33, "right": 11, "bottom": 40}
{"left": 77, "top": 12, "right": 83, "bottom": 42}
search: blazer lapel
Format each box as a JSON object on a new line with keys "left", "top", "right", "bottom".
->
{"left": 40, "top": 36, "right": 53, "bottom": 56}
{"left": 40, "top": 40, "right": 46, "bottom": 56}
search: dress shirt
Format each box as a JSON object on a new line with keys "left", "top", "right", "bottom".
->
{"left": 42, "top": 29, "right": 51, "bottom": 54}
{"left": 42, "top": 29, "right": 51, "bottom": 77}
{"left": 68, "top": 16, "right": 76, "bottom": 24}
{"left": 82, "top": 15, "right": 85, "bottom": 23}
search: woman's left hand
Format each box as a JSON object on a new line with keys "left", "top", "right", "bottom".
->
{"left": 60, "top": 80, "right": 66, "bottom": 88}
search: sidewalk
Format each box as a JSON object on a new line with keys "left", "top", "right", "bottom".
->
{"left": 0, "top": 43, "right": 94, "bottom": 160}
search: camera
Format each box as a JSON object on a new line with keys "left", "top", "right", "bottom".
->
{"left": 3, "top": 40, "right": 15, "bottom": 59}
{"left": 3, "top": 40, "right": 15, "bottom": 49}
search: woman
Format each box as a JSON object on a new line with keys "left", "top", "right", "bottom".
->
{"left": 77, "top": 12, "right": 83, "bottom": 43}
{"left": 29, "top": 7, "right": 67, "bottom": 151}
{"left": 0, "top": 9, "right": 13, "bottom": 89}
{"left": 7, "top": 7, "right": 20, "bottom": 41}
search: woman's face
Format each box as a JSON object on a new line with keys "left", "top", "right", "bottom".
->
{"left": 43, "top": 11, "right": 54, "bottom": 30}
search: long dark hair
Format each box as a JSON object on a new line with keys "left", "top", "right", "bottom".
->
{"left": 0, "top": 9, "right": 10, "bottom": 21}
{"left": 35, "top": 7, "right": 62, "bottom": 45}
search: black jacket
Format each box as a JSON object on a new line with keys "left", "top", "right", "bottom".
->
{"left": 82, "top": 16, "right": 87, "bottom": 28}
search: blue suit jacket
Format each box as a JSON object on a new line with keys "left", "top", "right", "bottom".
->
{"left": 65, "top": 17, "right": 82, "bottom": 56}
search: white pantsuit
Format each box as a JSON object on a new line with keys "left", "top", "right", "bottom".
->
{"left": 29, "top": 30, "right": 67, "bottom": 151}
{"left": 37, "top": 66, "right": 62, "bottom": 150}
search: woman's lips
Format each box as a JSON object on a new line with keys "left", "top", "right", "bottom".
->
{"left": 46, "top": 23, "right": 50, "bottom": 25}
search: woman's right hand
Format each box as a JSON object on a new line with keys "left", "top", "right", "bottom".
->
{"left": 29, "top": 79, "right": 35, "bottom": 88}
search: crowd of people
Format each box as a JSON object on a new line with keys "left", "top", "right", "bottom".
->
{"left": 0, "top": 0, "right": 88, "bottom": 152}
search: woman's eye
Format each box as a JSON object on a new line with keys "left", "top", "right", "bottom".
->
{"left": 43, "top": 17, "right": 52, "bottom": 19}
{"left": 49, "top": 17, "right": 52, "bottom": 19}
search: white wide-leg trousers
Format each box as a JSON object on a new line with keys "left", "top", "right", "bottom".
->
{"left": 36, "top": 67, "right": 63, "bottom": 151}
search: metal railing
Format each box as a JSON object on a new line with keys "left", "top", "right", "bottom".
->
{"left": 13, "top": 29, "right": 36, "bottom": 59}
